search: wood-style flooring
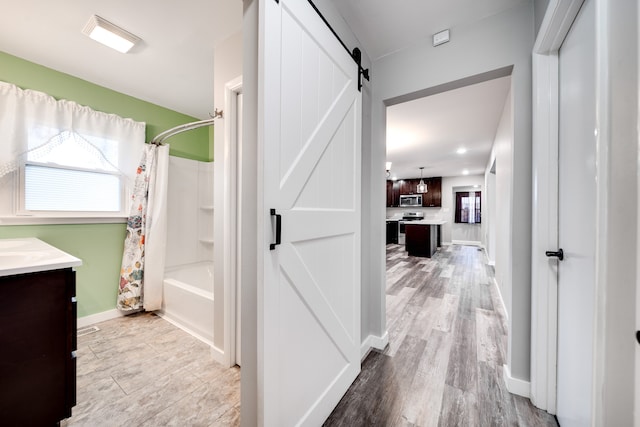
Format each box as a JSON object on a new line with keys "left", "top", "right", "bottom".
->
{"left": 61, "top": 313, "right": 240, "bottom": 426}
{"left": 325, "top": 244, "right": 558, "bottom": 427}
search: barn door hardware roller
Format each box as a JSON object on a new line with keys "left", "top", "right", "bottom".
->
{"left": 352, "top": 48, "right": 370, "bottom": 92}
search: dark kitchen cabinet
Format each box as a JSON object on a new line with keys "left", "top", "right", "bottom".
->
{"left": 386, "top": 220, "right": 399, "bottom": 244}
{"left": 405, "top": 223, "right": 438, "bottom": 257}
{"left": 386, "top": 180, "right": 396, "bottom": 207}
{"left": 386, "top": 176, "right": 442, "bottom": 207}
{"left": 422, "top": 177, "right": 442, "bottom": 207}
{"left": 0, "top": 268, "right": 77, "bottom": 425}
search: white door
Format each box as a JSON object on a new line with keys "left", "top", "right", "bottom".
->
{"left": 260, "top": 0, "right": 362, "bottom": 425}
{"left": 556, "top": 0, "right": 596, "bottom": 425}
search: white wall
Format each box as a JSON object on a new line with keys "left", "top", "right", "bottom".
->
{"left": 240, "top": 1, "right": 258, "bottom": 425}
{"left": 213, "top": 27, "right": 243, "bottom": 354}
{"left": 483, "top": 158, "right": 497, "bottom": 265}
{"left": 488, "top": 88, "right": 513, "bottom": 319}
{"left": 596, "top": 0, "right": 637, "bottom": 423}
{"left": 371, "top": 3, "right": 533, "bottom": 383}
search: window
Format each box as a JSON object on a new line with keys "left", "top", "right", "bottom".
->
{"left": 455, "top": 191, "right": 481, "bottom": 224}
{"left": 0, "top": 81, "right": 145, "bottom": 222}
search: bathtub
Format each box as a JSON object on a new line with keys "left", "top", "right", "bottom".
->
{"left": 159, "top": 262, "right": 214, "bottom": 346}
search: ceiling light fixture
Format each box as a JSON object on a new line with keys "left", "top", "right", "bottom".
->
{"left": 462, "top": 169, "right": 469, "bottom": 175}
{"left": 457, "top": 147, "right": 467, "bottom": 154}
{"left": 82, "top": 15, "right": 141, "bottom": 53}
{"left": 417, "top": 167, "right": 428, "bottom": 193}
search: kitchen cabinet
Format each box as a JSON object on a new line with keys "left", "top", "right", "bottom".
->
{"left": 405, "top": 223, "right": 438, "bottom": 257}
{"left": 422, "top": 177, "right": 442, "bottom": 207}
{"left": 386, "top": 180, "right": 396, "bottom": 207}
{"left": 386, "top": 220, "right": 399, "bottom": 244}
{"left": 386, "top": 177, "right": 442, "bottom": 207}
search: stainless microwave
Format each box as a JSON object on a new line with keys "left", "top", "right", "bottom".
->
{"left": 399, "top": 194, "right": 422, "bottom": 207}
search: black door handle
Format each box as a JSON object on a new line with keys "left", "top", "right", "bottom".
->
{"left": 270, "top": 209, "right": 281, "bottom": 250}
{"left": 545, "top": 248, "right": 564, "bottom": 261}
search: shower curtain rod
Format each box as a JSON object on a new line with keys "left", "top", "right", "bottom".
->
{"left": 149, "top": 109, "right": 223, "bottom": 145}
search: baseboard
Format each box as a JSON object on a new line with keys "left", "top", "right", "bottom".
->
{"left": 210, "top": 345, "right": 226, "bottom": 366}
{"left": 360, "top": 331, "right": 389, "bottom": 360}
{"left": 492, "top": 277, "right": 509, "bottom": 320}
{"left": 77, "top": 309, "right": 124, "bottom": 328}
{"left": 503, "top": 364, "right": 531, "bottom": 398}
{"left": 451, "top": 240, "right": 482, "bottom": 246}
{"left": 441, "top": 241, "right": 452, "bottom": 246}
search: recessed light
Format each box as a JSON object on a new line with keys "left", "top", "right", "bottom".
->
{"left": 82, "top": 15, "right": 141, "bottom": 53}
{"left": 456, "top": 148, "right": 467, "bottom": 154}
{"left": 462, "top": 169, "right": 469, "bottom": 175}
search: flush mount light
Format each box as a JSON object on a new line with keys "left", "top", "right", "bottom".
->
{"left": 456, "top": 147, "right": 467, "bottom": 154}
{"left": 82, "top": 15, "right": 141, "bottom": 53}
{"left": 462, "top": 169, "right": 470, "bottom": 175}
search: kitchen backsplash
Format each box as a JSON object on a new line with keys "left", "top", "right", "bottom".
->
{"left": 386, "top": 207, "right": 447, "bottom": 220}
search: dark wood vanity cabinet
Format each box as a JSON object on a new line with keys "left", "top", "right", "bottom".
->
{"left": 0, "top": 268, "right": 77, "bottom": 425}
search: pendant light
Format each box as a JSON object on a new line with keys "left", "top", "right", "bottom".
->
{"left": 417, "top": 167, "right": 428, "bottom": 193}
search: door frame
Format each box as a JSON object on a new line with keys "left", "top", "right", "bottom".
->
{"left": 531, "top": 0, "right": 584, "bottom": 414}
{"left": 222, "top": 76, "right": 243, "bottom": 366}
{"left": 531, "top": 0, "right": 623, "bottom": 419}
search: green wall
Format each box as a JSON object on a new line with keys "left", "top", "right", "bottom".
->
{"left": 0, "top": 225, "right": 126, "bottom": 317}
{"left": 0, "top": 51, "right": 212, "bottom": 317}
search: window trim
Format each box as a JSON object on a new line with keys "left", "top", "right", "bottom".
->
{"left": 455, "top": 191, "right": 482, "bottom": 224}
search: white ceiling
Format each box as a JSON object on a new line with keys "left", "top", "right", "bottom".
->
{"left": 330, "top": 0, "right": 521, "bottom": 180}
{"left": 330, "top": 0, "right": 528, "bottom": 61}
{"left": 0, "top": 0, "right": 242, "bottom": 120}
{"left": 386, "top": 76, "right": 511, "bottom": 180}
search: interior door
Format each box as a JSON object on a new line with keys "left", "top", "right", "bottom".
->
{"left": 556, "top": 0, "right": 596, "bottom": 425}
{"left": 260, "top": 0, "right": 362, "bottom": 425}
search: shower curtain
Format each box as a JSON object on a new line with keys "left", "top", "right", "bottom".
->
{"left": 117, "top": 143, "right": 169, "bottom": 312}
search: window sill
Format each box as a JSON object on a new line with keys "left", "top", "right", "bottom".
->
{"left": 0, "top": 216, "right": 128, "bottom": 226}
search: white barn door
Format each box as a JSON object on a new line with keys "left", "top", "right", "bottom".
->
{"left": 259, "top": 0, "right": 362, "bottom": 425}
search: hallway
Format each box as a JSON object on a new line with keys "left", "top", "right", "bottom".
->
{"left": 325, "top": 244, "right": 557, "bottom": 426}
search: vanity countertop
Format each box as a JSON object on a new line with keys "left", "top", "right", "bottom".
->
{"left": 0, "top": 238, "right": 82, "bottom": 277}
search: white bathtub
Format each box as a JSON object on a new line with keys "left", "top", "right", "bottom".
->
{"left": 160, "top": 262, "right": 214, "bottom": 345}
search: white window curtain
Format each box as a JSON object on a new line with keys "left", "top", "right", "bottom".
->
{"left": 0, "top": 81, "right": 145, "bottom": 192}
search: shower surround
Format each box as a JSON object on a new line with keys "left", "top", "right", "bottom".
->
{"left": 160, "top": 156, "right": 214, "bottom": 345}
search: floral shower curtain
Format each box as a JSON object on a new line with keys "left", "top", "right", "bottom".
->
{"left": 117, "top": 143, "right": 169, "bottom": 312}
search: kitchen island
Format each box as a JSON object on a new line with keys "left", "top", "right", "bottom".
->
{"left": 405, "top": 220, "right": 447, "bottom": 258}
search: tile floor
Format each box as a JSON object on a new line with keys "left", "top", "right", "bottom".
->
{"left": 61, "top": 312, "right": 240, "bottom": 426}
